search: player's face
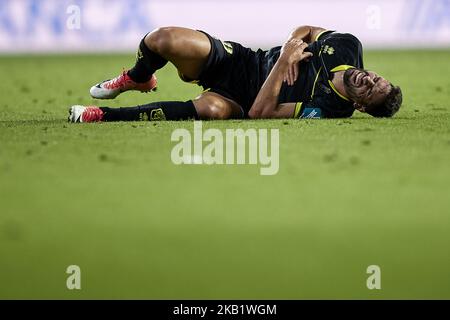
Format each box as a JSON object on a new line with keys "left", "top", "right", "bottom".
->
{"left": 343, "top": 68, "right": 391, "bottom": 109}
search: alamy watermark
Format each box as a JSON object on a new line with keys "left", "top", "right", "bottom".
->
{"left": 66, "top": 5, "right": 81, "bottom": 30}
{"left": 366, "top": 265, "right": 381, "bottom": 290}
{"left": 66, "top": 265, "right": 81, "bottom": 290}
{"left": 366, "top": 5, "right": 382, "bottom": 30}
{"left": 63, "top": 264, "right": 382, "bottom": 291}
{"left": 171, "top": 122, "right": 280, "bottom": 176}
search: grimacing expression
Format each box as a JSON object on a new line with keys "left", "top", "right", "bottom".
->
{"left": 343, "top": 68, "right": 391, "bottom": 109}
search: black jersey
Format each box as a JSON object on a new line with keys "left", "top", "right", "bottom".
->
{"left": 260, "top": 31, "right": 364, "bottom": 118}
{"left": 198, "top": 31, "right": 364, "bottom": 119}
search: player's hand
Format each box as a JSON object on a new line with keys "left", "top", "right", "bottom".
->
{"left": 280, "top": 39, "right": 313, "bottom": 86}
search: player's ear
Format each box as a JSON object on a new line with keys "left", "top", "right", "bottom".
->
{"left": 354, "top": 102, "right": 366, "bottom": 113}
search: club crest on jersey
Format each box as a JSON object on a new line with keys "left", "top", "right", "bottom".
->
{"left": 321, "top": 45, "right": 335, "bottom": 55}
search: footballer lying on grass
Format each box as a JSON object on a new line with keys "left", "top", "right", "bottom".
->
{"left": 69, "top": 26, "right": 403, "bottom": 123}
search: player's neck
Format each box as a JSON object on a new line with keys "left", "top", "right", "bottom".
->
{"left": 331, "top": 71, "right": 350, "bottom": 100}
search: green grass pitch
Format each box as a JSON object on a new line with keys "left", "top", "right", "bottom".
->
{"left": 0, "top": 50, "right": 449, "bottom": 299}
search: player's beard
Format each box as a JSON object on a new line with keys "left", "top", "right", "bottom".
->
{"left": 344, "top": 68, "right": 368, "bottom": 101}
{"left": 343, "top": 69, "right": 357, "bottom": 101}
{"left": 343, "top": 69, "right": 355, "bottom": 88}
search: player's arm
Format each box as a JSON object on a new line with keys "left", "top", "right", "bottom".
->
{"left": 255, "top": 103, "right": 295, "bottom": 119}
{"left": 284, "top": 26, "right": 327, "bottom": 86}
{"left": 288, "top": 26, "right": 327, "bottom": 44}
{"left": 249, "top": 40, "right": 312, "bottom": 119}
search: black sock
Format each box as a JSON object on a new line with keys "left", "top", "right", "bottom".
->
{"left": 127, "top": 36, "right": 168, "bottom": 83}
{"left": 100, "top": 101, "right": 198, "bottom": 122}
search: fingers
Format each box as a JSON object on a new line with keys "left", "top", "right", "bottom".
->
{"left": 283, "top": 70, "right": 289, "bottom": 85}
{"left": 298, "top": 43, "right": 310, "bottom": 56}
{"left": 299, "top": 41, "right": 308, "bottom": 49}
{"left": 292, "top": 41, "right": 311, "bottom": 60}
{"left": 288, "top": 65, "right": 294, "bottom": 86}
{"left": 292, "top": 40, "right": 307, "bottom": 51}
{"left": 304, "top": 52, "right": 313, "bottom": 59}
{"left": 285, "top": 63, "right": 299, "bottom": 86}
{"left": 293, "top": 62, "right": 299, "bottom": 83}
{"left": 281, "top": 39, "right": 312, "bottom": 86}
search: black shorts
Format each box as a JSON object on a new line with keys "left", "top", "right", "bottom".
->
{"left": 197, "top": 31, "right": 265, "bottom": 117}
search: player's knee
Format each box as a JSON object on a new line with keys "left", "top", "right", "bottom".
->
{"left": 145, "top": 27, "right": 176, "bottom": 55}
{"left": 196, "top": 96, "right": 231, "bottom": 120}
{"left": 207, "top": 102, "right": 230, "bottom": 120}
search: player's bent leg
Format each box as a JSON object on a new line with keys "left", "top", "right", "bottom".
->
{"left": 193, "top": 92, "right": 243, "bottom": 120}
{"left": 144, "top": 27, "right": 211, "bottom": 81}
{"left": 90, "top": 27, "right": 211, "bottom": 100}
{"left": 89, "top": 32, "right": 161, "bottom": 100}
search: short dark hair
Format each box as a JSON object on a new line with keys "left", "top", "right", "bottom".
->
{"left": 366, "top": 84, "right": 403, "bottom": 118}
